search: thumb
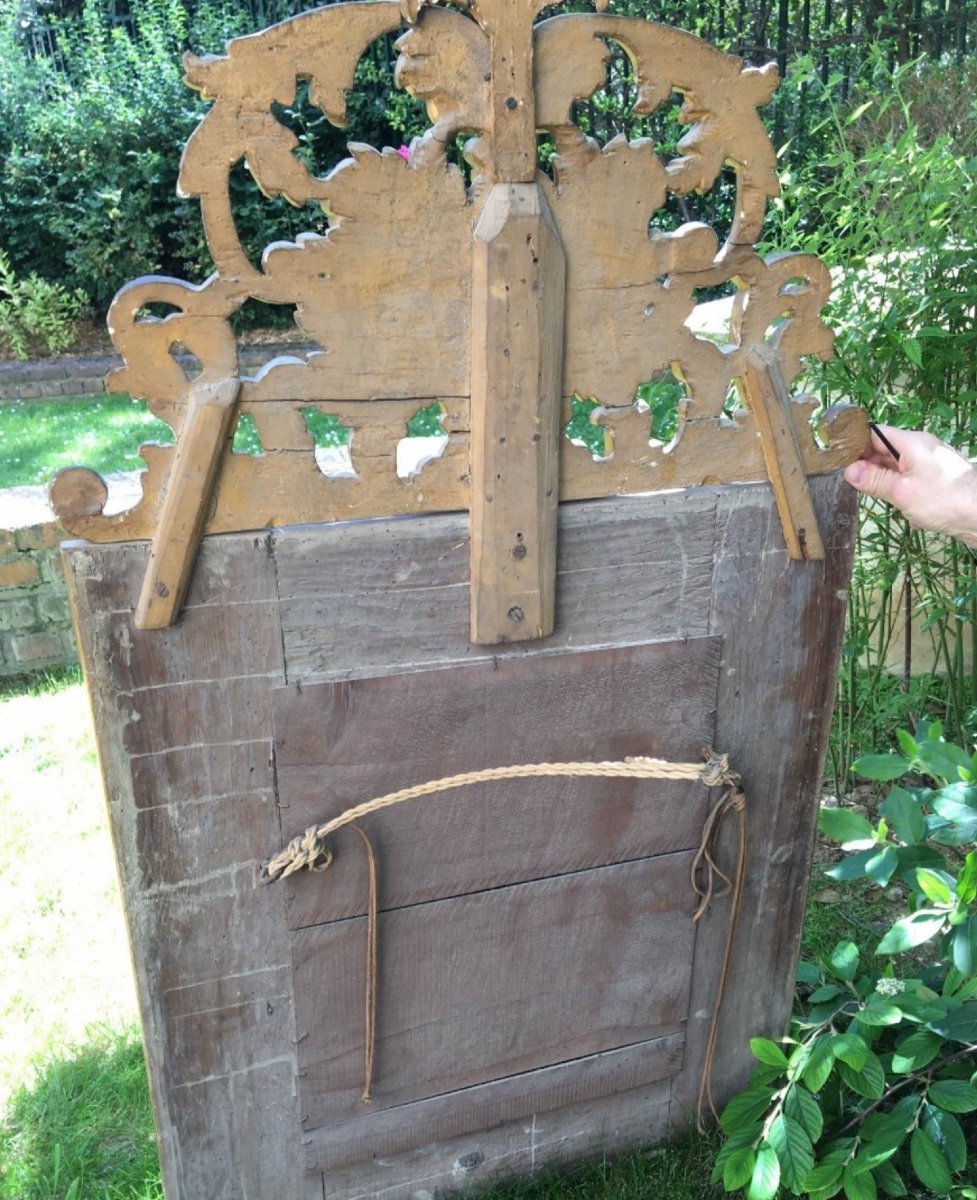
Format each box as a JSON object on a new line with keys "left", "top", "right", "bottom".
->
{"left": 844, "top": 458, "right": 900, "bottom": 503}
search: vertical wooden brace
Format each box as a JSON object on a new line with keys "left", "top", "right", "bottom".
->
{"left": 135, "top": 376, "right": 241, "bottom": 629}
{"left": 740, "top": 344, "right": 824, "bottom": 560}
{"left": 470, "top": 183, "right": 566, "bottom": 644}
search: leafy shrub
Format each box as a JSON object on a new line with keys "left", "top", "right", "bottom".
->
{"left": 713, "top": 722, "right": 977, "bottom": 1200}
{"left": 0, "top": 248, "right": 87, "bottom": 359}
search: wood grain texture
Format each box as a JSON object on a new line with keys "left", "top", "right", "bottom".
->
{"left": 273, "top": 638, "right": 720, "bottom": 928}
{"left": 306, "top": 1076, "right": 673, "bottom": 1199}
{"left": 305, "top": 1035, "right": 684, "bottom": 1170}
{"left": 670, "top": 470, "right": 857, "bottom": 1131}
{"left": 470, "top": 182, "right": 565, "bottom": 642}
{"left": 292, "top": 856, "right": 696, "bottom": 1127}
{"left": 63, "top": 476, "right": 856, "bottom": 1198}
{"left": 61, "top": 532, "right": 304, "bottom": 1200}
{"left": 135, "top": 377, "right": 241, "bottom": 629}
{"left": 741, "top": 344, "right": 824, "bottom": 559}
{"left": 50, "top": 8, "right": 858, "bottom": 555}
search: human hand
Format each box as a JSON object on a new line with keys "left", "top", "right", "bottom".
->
{"left": 844, "top": 425, "right": 977, "bottom": 547}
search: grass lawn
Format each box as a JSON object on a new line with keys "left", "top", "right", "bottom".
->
{"left": 0, "top": 397, "right": 176, "bottom": 491}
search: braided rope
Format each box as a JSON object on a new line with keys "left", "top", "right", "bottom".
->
{"left": 262, "top": 749, "right": 738, "bottom": 882}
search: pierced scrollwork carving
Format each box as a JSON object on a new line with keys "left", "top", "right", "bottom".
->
{"left": 52, "top": 0, "right": 867, "bottom": 553}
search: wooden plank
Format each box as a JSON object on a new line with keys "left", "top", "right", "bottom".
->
{"left": 477, "top": 0, "right": 544, "bottom": 183}
{"left": 274, "top": 490, "right": 718, "bottom": 683}
{"left": 135, "top": 377, "right": 241, "bottom": 629}
{"left": 671, "top": 471, "right": 857, "bottom": 1131}
{"left": 470, "top": 182, "right": 565, "bottom": 643}
{"left": 740, "top": 344, "right": 825, "bottom": 559}
{"left": 273, "top": 639, "right": 720, "bottom": 927}
{"left": 51, "top": 398, "right": 868, "bottom": 545}
{"left": 305, "top": 1034, "right": 684, "bottom": 1170}
{"left": 60, "top": 532, "right": 305, "bottom": 1200}
{"left": 306, "top": 1077, "right": 673, "bottom": 1200}
{"left": 291, "top": 855, "right": 696, "bottom": 1130}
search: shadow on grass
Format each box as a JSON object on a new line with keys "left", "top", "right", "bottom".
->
{"left": 0, "top": 1026, "right": 162, "bottom": 1200}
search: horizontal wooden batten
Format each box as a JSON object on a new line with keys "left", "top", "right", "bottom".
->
{"left": 273, "top": 490, "right": 718, "bottom": 683}
{"left": 302, "top": 1033, "right": 685, "bottom": 1171}
{"left": 52, "top": 395, "right": 868, "bottom": 544}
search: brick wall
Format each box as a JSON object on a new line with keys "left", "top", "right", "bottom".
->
{"left": 0, "top": 522, "right": 77, "bottom": 676}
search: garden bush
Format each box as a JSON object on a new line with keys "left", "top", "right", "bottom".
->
{"left": 713, "top": 723, "right": 977, "bottom": 1200}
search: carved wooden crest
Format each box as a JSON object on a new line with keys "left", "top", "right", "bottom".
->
{"left": 50, "top": 0, "right": 868, "bottom": 640}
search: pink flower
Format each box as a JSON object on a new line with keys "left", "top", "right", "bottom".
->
{"left": 397, "top": 144, "right": 411, "bottom": 162}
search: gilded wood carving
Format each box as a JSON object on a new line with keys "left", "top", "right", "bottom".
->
{"left": 49, "top": 0, "right": 869, "bottom": 636}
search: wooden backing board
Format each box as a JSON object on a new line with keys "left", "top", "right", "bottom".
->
{"left": 62, "top": 474, "right": 857, "bottom": 1200}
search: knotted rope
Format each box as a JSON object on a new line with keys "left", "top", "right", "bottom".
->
{"left": 262, "top": 747, "right": 745, "bottom": 1125}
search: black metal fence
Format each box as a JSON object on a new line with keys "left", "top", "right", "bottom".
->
{"left": 17, "top": 0, "right": 977, "bottom": 70}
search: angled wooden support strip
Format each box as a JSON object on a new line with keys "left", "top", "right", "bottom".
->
{"left": 135, "top": 377, "right": 241, "bottom": 629}
{"left": 470, "top": 182, "right": 566, "bottom": 644}
{"left": 740, "top": 345, "right": 825, "bottom": 560}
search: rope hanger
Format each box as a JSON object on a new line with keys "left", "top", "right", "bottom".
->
{"left": 262, "top": 747, "right": 747, "bottom": 1132}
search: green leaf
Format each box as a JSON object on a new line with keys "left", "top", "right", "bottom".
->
{"left": 720, "top": 1088, "right": 772, "bottom": 1134}
{"left": 819, "top": 807, "right": 877, "bottom": 848}
{"left": 784, "top": 1084, "right": 824, "bottom": 1142}
{"left": 950, "top": 918, "right": 977, "bottom": 976}
{"left": 872, "top": 1159, "right": 907, "bottom": 1197}
{"left": 917, "top": 743, "right": 973, "bottom": 785}
{"left": 826, "top": 849, "right": 880, "bottom": 882}
{"left": 803, "top": 1162, "right": 844, "bottom": 1192}
{"left": 864, "top": 846, "right": 900, "bottom": 887}
{"left": 723, "top": 1146, "right": 757, "bottom": 1191}
{"left": 843, "top": 1161, "right": 877, "bottom": 1200}
{"left": 803, "top": 1037, "right": 837, "bottom": 1093}
{"left": 909, "top": 1127, "right": 953, "bottom": 1193}
{"left": 768, "top": 1113, "right": 814, "bottom": 1192}
{"left": 797, "top": 960, "right": 822, "bottom": 985}
{"left": 922, "top": 1105, "right": 967, "bottom": 1172}
{"left": 750, "top": 1037, "right": 790, "bottom": 1069}
{"left": 828, "top": 941, "right": 860, "bottom": 982}
{"left": 957, "top": 851, "right": 977, "bottom": 905}
{"left": 876, "top": 910, "right": 946, "bottom": 954}
{"left": 747, "top": 1144, "right": 781, "bottom": 1200}
{"left": 808, "top": 984, "right": 848, "bottom": 1004}
{"left": 928, "top": 791, "right": 977, "bottom": 844}
{"left": 852, "top": 754, "right": 911, "bottom": 782}
{"left": 927, "top": 1001, "right": 977, "bottom": 1044}
{"left": 880, "top": 787, "right": 925, "bottom": 845}
{"left": 928, "top": 1079, "right": 977, "bottom": 1113}
{"left": 894, "top": 729, "right": 918, "bottom": 759}
{"left": 914, "top": 868, "right": 955, "bottom": 906}
{"left": 892, "top": 845, "right": 947, "bottom": 886}
{"left": 902, "top": 337, "right": 923, "bottom": 368}
{"left": 858, "top": 998, "right": 903, "bottom": 1027}
{"left": 891, "top": 1029, "right": 942, "bottom": 1073}
{"left": 712, "top": 1127, "right": 760, "bottom": 1179}
{"left": 830, "top": 1031, "right": 869, "bottom": 1069}
{"left": 837, "top": 1051, "right": 886, "bottom": 1100}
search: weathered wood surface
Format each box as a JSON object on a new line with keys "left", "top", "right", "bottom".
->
{"left": 469, "top": 182, "right": 565, "bottom": 642}
{"left": 63, "top": 474, "right": 857, "bottom": 1200}
{"left": 274, "top": 639, "right": 720, "bottom": 928}
{"left": 294, "top": 858, "right": 696, "bottom": 1129}
{"left": 741, "top": 344, "right": 824, "bottom": 560}
{"left": 134, "top": 376, "right": 241, "bottom": 628}
{"left": 51, "top": 7, "right": 865, "bottom": 556}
